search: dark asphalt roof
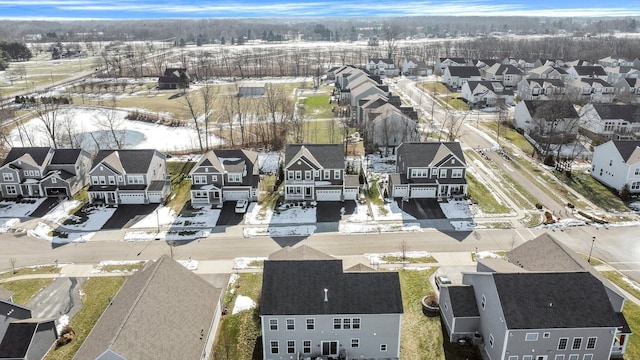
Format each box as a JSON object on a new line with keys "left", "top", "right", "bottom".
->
{"left": 50, "top": 149, "right": 86, "bottom": 165}
{"left": 1, "top": 147, "right": 51, "bottom": 167}
{"left": 447, "top": 66, "right": 481, "bottom": 77}
{"left": 93, "top": 149, "right": 163, "bottom": 174}
{"left": 523, "top": 100, "right": 578, "bottom": 119}
{"left": 260, "top": 260, "right": 403, "bottom": 316}
{"left": 572, "top": 65, "right": 607, "bottom": 76}
{"left": 493, "top": 272, "right": 623, "bottom": 330}
{"left": 612, "top": 141, "right": 640, "bottom": 162}
{"left": 592, "top": 104, "right": 640, "bottom": 123}
{"left": 397, "top": 142, "right": 466, "bottom": 167}
{"left": 0, "top": 319, "right": 55, "bottom": 358}
{"left": 580, "top": 78, "right": 613, "bottom": 87}
{"left": 448, "top": 286, "right": 480, "bottom": 317}
{"left": 285, "top": 144, "right": 344, "bottom": 169}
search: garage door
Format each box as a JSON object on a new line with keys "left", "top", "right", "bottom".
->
{"left": 393, "top": 186, "right": 408, "bottom": 198}
{"left": 344, "top": 188, "right": 358, "bottom": 200}
{"left": 149, "top": 192, "right": 163, "bottom": 203}
{"left": 223, "top": 190, "right": 249, "bottom": 201}
{"left": 410, "top": 187, "right": 436, "bottom": 198}
{"left": 119, "top": 193, "right": 146, "bottom": 204}
{"left": 45, "top": 187, "right": 69, "bottom": 197}
{"left": 316, "top": 189, "right": 342, "bottom": 201}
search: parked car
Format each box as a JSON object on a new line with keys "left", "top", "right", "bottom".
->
{"left": 235, "top": 199, "right": 248, "bottom": 213}
{"left": 435, "top": 274, "right": 452, "bottom": 290}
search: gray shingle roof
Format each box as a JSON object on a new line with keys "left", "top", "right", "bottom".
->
{"left": 1, "top": 147, "right": 52, "bottom": 167}
{"left": 285, "top": 144, "right": 344, "bottom": 169}
{"left": 493, "top": 272, "right": 622, "bottom": 330}
{"left": 612, "top": 141, "right": 640, "bottom": 162}
{"left": 523, "top": 100, "right": 578, "bottom": 119}
{"left": 73, "top": 255, "right": 221, "bottom": 360}
{"left": 397, "top": 142, "right": 466, "bottom": 167}
{"left": 447, "top": 66, "right": 481, "bottom": 77}
{"left": 50, "top": 149, "right": 85, "bottom": 165}
{"left": 0, "top": 319, "right": 56, "bottom": 358}
{"left": 572, "top": 65, "right": 607, "bottom": 76}
{"left": 447, "top": 286, "right": 480, "bottom": 317}
{"left": 93, "top": 149, "right": 164, "bottom": 174}
{"left": 268, "top": 245, "right": 335, "bottom": 260}
{"left": 592, "top": 104, "right": 640, "bottom": 123}
{"left": 260, "top": 260, "right": 403, "bottom": 316}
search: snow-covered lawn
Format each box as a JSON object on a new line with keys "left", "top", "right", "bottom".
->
{"left": 63, "top": 206, "right": 118, "bottom": 231}
{"left": 174, "top": 206, "right": 221, "bottom": 227}
{"left": 365, "top": 251, "right": 432, "bottom": 264}
{"left": 244, "top": 225, "right": 316, "bottom": 237}
{"left": 475, "top": 251, "right": 504, "bottom": 260}
{"left": 0, "top": 198, "right": 46, "bottom": 217}
{"left": 258, "top": 152, "right": 280, "bottom": 174}
{"left": 27, "top": 222, "right": 95, "bottom": 243}
{"left": 130, "top": 206, "right": 176, "bottom": 228}
{"left": 0, "top": 218, "right": 20, "bottom": 234}
{"left": 234, "top": 257, "right": 267, "bottom": 270}
{"left": 346, "top": 202, "right": 416, "bottom": 222}
{"left": 123, "top": 229, "right": 210, "bottom": 241}
{"left": 340, "top": 222, "right": 421, "bottom": 234}
{"left": 440, "top": 200, "right": 473, "bottom": 218}
{"left": 244, "top": 204, "right": 316, "bottom": 225}
{"left": 450, "top": 221, "right": 478, "bottom": 231}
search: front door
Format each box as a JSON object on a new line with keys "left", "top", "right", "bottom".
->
{"left": 321, "top": 341, "right": 338, "bottom": 356}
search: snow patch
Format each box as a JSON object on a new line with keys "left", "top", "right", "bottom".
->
{"left": 232, "top": 295, "right": 256, "bottom": 314}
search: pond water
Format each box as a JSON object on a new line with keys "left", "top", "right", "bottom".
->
{"left": 77, "top": 130, "right": 145, "bottom": 152}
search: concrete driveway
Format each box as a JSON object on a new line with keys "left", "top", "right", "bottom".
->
{"left": 101, "top": 204, "right": 158, "bottom": 229}
{"left": 398, "top": 198, "right": 446, "bottom": 219}
{"left": 27, "top": 277, "right": 86, "bottom": 320}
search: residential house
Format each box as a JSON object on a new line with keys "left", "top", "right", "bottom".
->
{"left": 614, "top": 78, "right": 640, "bottom": 103}
{"left": 349, "top": 80, "right": 388, "bottom": 108}
{"left": 283, "top": 144, "right": 358, "bottom": 202}
{"left": 435, "top": 57, "right": 467, "bottom": 74}
{"left": 366, "top": 58, "right": 399, "bottom": 77}
{"left": 157, "top": 67, "right": 189, "bottom": 90}
{"left": 188, "top": 149, "right": 259, "bottom": 206}
{"left": 87, "top": 149, "right": 170, "bottom": 205}
{"left": 591, "top": 140, "right": 640, "bottom": 193}
{"left": 0, "top": 300, "right": 31, "bottom": 342}
{"left": 567, "top": 78, "right": 616, "bottom": 103}
{"left": 516, "top": 78, "right": 566, "bottom": 101}
{"left": 402, "top": 58, "right": 430, "bottom": 76}
{"left": 483, "top": 64, "right": 523, "bottom": 87}
{"left": 238, "top": 82, "right": 266, "bottom": 97}
{"left": 578, "top": 103, "right": 640, "bottom": 141}
{"left": 513, "top": 100, "right": 579, "bottom": 141}
{"left": 533, "top": 58, "right": 564, "bottom": 68}
{"left": 460, "top": 81, "right": 514, "bottom": 107}
{"left": 440, "top": 271, "right": 630, "bottom": 360}
{"left": 362, "top": 103, "right": 419, "bottom": 149}
{"left": 471, "top": 59, "right": 498, "bottom": 74}
{"left": 598, "top": 56, "right": 640, "bottom": 68}
{"left": 0, "top": 147, "right": 91, "bottom": 199}
{"left": 0, "top": 319, "right": 58, "bottom": 360}
{"left": 604, "top": 66, "right": 640, "bottom": 84}
{"left": 526, "top": 65, "right": 569, "bottom": 81}
{"left": 73, "top": 255, "right": 226, "bottom": 360}
{"left": 260, "top": 259, "right": 403, "bottom": 360}
{"left": 564, "top": 59, "right": 591, "bottom": 67}
{"left": 567, "top": 65, "right": 608, "bottom": 81}
{"left": 443, "top": 66, "right": 482, "bottom": 89}
{"left": 389, "top": 142, "right": 467, "bottom": 199}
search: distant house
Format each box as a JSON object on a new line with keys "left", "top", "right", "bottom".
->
{"left": 482, "top": 63, "right": 523, "bottom": 87}
{"left": 0, "top": 147, "right": 91, "bottom": 199}
{"left": 567, "top": 78, "right": 615, "bottom": 103}
{"left": 513, "top": 100, "right": 579, "bottom": 139}
{"left": 604, "top": 66, "right": 640, "bottom": 84}
{"left": 74, "top": 256, "right": 225, "bottom": 360}
{"left": 442, "top": 66, "right": 482, "bottom": 89}
{"left": 435, "top": 57, "right": 467, "bottom": 74}
{"left": 87, "top": 149, "right": 170, "bottom": 205}
{"left": 366, "top": 58, "right": 399, "bottom": 77}
{"left": 158, "top": 68, "right": 189, "bottom": 90}
{"left": 567, "top": 65, "right": 608, "bottom": 81}
{"left": 598, "top": 56, "right": 639, "bottom": 68}
{"left": 460, "top": 81, "right": 514, "bottom": 107}
{"left": 283, "top": 144, "right": 358, "bottom": 202}
{"left": 238, "top": 82, "right": 266, "bottom": 97}
{"left": 614, "top": 78, "right": 640, "bottom": 103}
{"left": 189, "top": 149, "right": 259, "bottom": 206}
{"left": 362, "top": 103, "right": 420, "bottom": 149}
{"left": 578, "top": 103, "right": 640, "bottom": 141}
{"left": 516, "top": 78, "right": 566, "bottom": 101}
{"left": 526, "top": 65, "right": 569, "bottom": 81}
{"left": 260, "top": 259, "right": 403, "bottom": 360}
{"left": 402, "top": 58, "right": 430, "bottom": 76}
{"left": 591, "top": 140, "right": 640, "bottom": 193}
{"left": 0, "top": 319, "right": 58, "bottom": 360}
{"left": 389, "top": 142, "right": 467, "bottom": 199}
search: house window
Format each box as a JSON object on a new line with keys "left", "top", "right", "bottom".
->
{"left": 582, "top": 355, "right": 593, "bottom": 360}
{"left": 34, "top": 170, "right": 40, "bottom": 176}
{"left": 440, "top": 169, "right": 447, "bottom": 178}
{"left": 431, "top": 168, "right": 438, "bottom": 176}
{"left": 380, "top": 344, "right": 387, "bottom": 352}
{"left": 343, "top": 318, "right": 351, "bottom": 329}
{"left": 306, "top": 318, "right": 315, "bottom": 330}
{"left": 287, "top": 171, "right": 294, "bottom": 180}
{"left": 108, "top": 176, "right": 115, "bottom": 185}
{"left": 411, "top": 169, "right": 428, "bottom": 178}
{"left": 351, "top": 339, "right": 359, "bottom": 348}
{"left": 295, "top": 171, "right": 302, "bottom": 180}
{"left": 568, "top": 355, "right": 578, "bottom": 360}
{"left": 572, "top": 337, "right": 582, "bottom": 350}
{"left": 509, "top": 356, "right": 518, "bottom": 360}
{"left": 314, "top": 170, "right": 319, "bottom": 178}
{"left": 610, "top": 160, "right": 613, "bottom": 166}
{"left": 193, "top": 191, "right": 207, "bottom": 198}
{"left": 99, "top": 176, "right": 106, "bottom": 185}
{"left": 228, "top": 174, "right": 241, "bottom": 183}
{"left": 91, "top": 176, "right": 99, "bottom": 185}
{"left": 543, "top": 332, "right": 551, "bottom": 339}
{"left": 586, "top": 337, "right": 596, "bottom": 349}
{"left": 2, "top": 173, "right": 13, "bottom": 181}
{"left": 193, "top": 175, "right": 207, "bottom": 184}
{"left": 554, "top": 356, "right": 565, "bottom": 360}
{"left": 335, "top": 170, "right": 341, "bottom": 179}
{"left": 5, "top": 185, "right": 17, "bottom": 195}
{"left": 525, "top": 333, "right": 539, "bottom": 341}
{"left": 452, "top": 169, "right": 463, "bottom": 178}
{"left": 489, "top": 334, "right": 494, "bottom": 347}
{"left": 481, "top": 295, "right": 486, "bottom": 310}
{"left": 324, "top": 170, "right": 330, "bottom": 179}
{"left": 269, "top": 319, "right": 278, "bottom": 331}
{"left": 558, "top": 338, "right": 568, "bottom": 350}
{"left": 303, "top": 340, "right": 311, "bottom": 353}
{"left": 305, "top": 170, "right": 312, "bottom": 180}
{"left": 635, "top": 168, "right": 640, "bottom": 176}
{"left": 51, "top": 177, "right": 57, "bottom": 184}
{"left": 270, "top": 341, "right": 279, "bottom": 354}
{"left": 117, "top": 175, "right": 123, "bottom": 182}
{"left": 352, "top": 318, "right": 360, "bottom": 329}
{"left": 286, "top": 318, "right": 294, "bottom": 330}
{"left": 631, "top": 182, "right": 640, "bottom": 191}
{"left": 523, "top": 356, "right": 532, "bottom": 360}
{"left": 128, "top": 175, "right": 144, "bottom": 184}
{"left": 287, "top": 340, "right": 295, "bottom": 354}
{"left": 333, "top": 318, "right": 341, "bottom": 330}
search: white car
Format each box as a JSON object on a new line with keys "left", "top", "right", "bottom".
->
{"left": 235, "top": 199, "right": 248, "bottom": 213}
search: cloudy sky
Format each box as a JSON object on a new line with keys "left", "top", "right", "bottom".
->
{"left": 0, "top": 0, "right": 638, "bottom": 20}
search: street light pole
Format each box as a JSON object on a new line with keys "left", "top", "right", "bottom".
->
{"left": 588, "top": 236, "right": 596, "bottom": 264}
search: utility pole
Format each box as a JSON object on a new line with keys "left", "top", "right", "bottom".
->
{"left": 588, "top": 236, "right": 596, "bottom": 263}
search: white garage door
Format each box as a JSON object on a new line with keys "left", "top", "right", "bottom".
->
{"left": 410, "top": 187, "right": 436, "bottom": 198}
{"left": 316, "top": 189, "right": 342, "bottom": 201}
{"left": 393, "top": 186, "right": 408, "bottom": 198}
{"left": 224, "top": 191, "right": 249, "bottom": 201}
{"left": 119, "top": 193, "right": 146, "bottom": 204}
{"left": 149, "top": 192, "right": 163, "bottom": 203}
{"left": 344, "top": 189, "right": 358, "bottom": 200}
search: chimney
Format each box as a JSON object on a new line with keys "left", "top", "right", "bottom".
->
{"left": 324, "top": 288, "right": 328, "bottom": 302}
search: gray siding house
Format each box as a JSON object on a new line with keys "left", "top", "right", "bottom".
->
{"left": 260, "top": 260, "right": 403, "bottom": 360}
{"left": 389, "top": 142, "right": 467, "bottom": 199}
{"left": 0, "top": 147, "right": 91, "bottom": 199}
{"left": 283, "top": 144, "right": 358, "bottom": 202}
{"left": 189, "top": 149, "right": 260, "bottom": 206}
{"left": 87, "top": 149, "right": 170, "bottom": 205}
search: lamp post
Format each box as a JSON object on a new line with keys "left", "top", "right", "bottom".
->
{"left": 588, "top": 236, "right": 596, "bottom": 264}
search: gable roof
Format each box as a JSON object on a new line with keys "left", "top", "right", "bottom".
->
{"left": 486, "top": 63, "right": 523, "bottom": 75}
{"left": 397, "top": 142, "right": 466, "bottom": 167}
{"left": 578, "top": 78, "right": 613, "bottom": 87}
{"left": 439, "top": 57, "right": 467, "bottom": 64}
{"left": 446, "top": 66, "right": 481, "bottom": 77}
{"left": 92, "top": 149, "right": 164, "bottom": 174}
{"left": 50, "top": 149, "right": 86, "bottom": 165}
{"left": 213, "top": 149, "right": 259, "bottom": 177}
{"left": 260, "top": 260, "right": 402, "bottom": 316}
{"left": 591, "top": 104, "right": 640, "bottom": 123}
{"left": 0, "top": 318, "right": 56, "bottom": 359}
{"left": 493, "top": 272, "right": 622, "bottom": 330}
{"left": 571, "top": 65, "right": 607, "bottom": 76}
{"left": 507, "top": 233, "right": 584, "bottom": 272}
{"left": 611, "top": 141, "right": 640, "bottom": 163}
{"left": 526, "top": 78, "right": 565, "bottom": 87}
{"left": 1, "top": 147, "right": 52, "bottom": 168}
{"left": 285, "top": 144, "right": 344, "bottom": 169}
{"left": 523, "top": 100, "right": 578, "bottom": 119}
{"left": 447, "top": 286, "right": 480, "bottom": 317}
{"left": 268, "top": 245, "right": 335, "bottom": 260}
{"left": 73, "top": 255, "right": 220, "bottom": 360}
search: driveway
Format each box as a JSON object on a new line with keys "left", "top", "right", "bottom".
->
{"left": 101, "top": 204, "right": 158, "bottom": 229}
{"left": 316, "top": 201, "right": 356, "bottom": 223}
{"left": 215, "top": 201, "right": 245, "bottom": 226}
{"left": 399, "top": 198, "right": 446, "bottom": 219}
{"left": 27, "top": 277, "right": 87, "bottom": 320}
{"left": 29, "top": 198, "right": 60, "bottom": 218}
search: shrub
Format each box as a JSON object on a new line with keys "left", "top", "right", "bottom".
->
{"left": 535, "top": 203, "right": 543, "bottom": 210}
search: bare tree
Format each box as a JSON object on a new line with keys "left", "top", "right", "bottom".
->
{"left": 381, "top": 22, "right": 399, "bottom": 60}
{"left": 94, "top": 97, "right": 126, "bottom": 150}
{"left": 399, "top": 240, "right": 409, "bottom": 266}
{"left": 182, "top": 88, "right": 207, "bottom": 152}
{"left": 31, "top": 94, "right": 66, "bottom": 148}
{"left": 10, "top": 257, "right": 17, "bottom": 274}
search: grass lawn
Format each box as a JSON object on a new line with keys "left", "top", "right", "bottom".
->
{"left": 1, "top": 278, "right": 54, "bottom": 305}
{"left": 381, "top": 255, "right": 438, "bottom": 264}
{"left": 300, "top": 119, "right": 345, "bottom": 144}
{"left": 600, "top": 271, "right": 640, "bottom": 359}
{"left": 167, "top": 161, "right": 196, "bottom": 211}
{"left": 299, "top": 93, "right": 334, "bottom": 118}
{"left": 556, "top": 170, "right": 629, "bottom": 213}
{"left": 45, "top": 276, "right": 126, "bottom": 360}
{"left": 0, "top": 265, "right": 60, "bottom": 280}
{"left": 483, "top": 122, "right": 535, "bottom": 155}
{"left": 212, "top": 273, "right": 263, "bottom": 360}
{"left": 418, "top": 82, "right": 449, "bottom": 94}
{"left": 466, "top": 172, "right": 510, "bottom": 214}
{"left": 99, "top": 262, "right": 146, "bottom": 273}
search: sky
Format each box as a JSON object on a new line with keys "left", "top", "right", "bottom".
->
{"left": 0, "top": 0, "right": 639, "bottom": 20}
